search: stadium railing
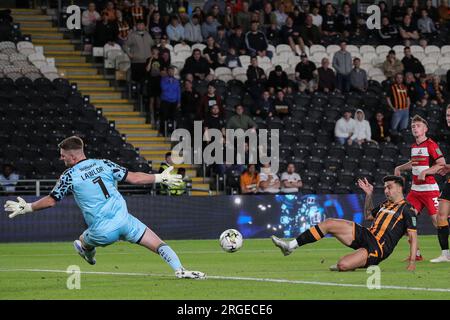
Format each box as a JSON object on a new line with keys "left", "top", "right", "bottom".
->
{"left": 1, "top": 179, "right": 212, "bottom": 196}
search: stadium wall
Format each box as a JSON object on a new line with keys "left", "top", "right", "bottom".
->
{"left": 0, "top": 195, "right": 435, "bottom": 242}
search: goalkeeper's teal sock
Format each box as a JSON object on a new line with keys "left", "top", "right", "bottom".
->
{"left": 157, "top": 244, "right": 183, "bottom": 271}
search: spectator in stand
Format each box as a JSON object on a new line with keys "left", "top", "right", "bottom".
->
{"left": 181, "top": 48, "right": 210, "bottom": 80}
{"left": 299, "top": 14, "right": 321, "bottom": 47}
{"left": 335, "top": 109, "right": 356, "bottom": 145}
{"left": 116, "top": 10, "right": 130, "bottom": 45}
{"left": 431, "top": 75, "right": 446, "bottom": 104}
{"left": 227, "top": 105, "right": 257, "bottom": 130}
{"left": 321, "top": 3, "right": 339, "bottom": 43}
{"left": 337, "top": 3, "right": 357, "bottom": 39}
{"left": 259, "top": 162, "right": 280, "bottom": 194}
{"left": 438, "top": 0, "right": 450, "bottom": 26}
{"left": 124, "top": 20, "right": 153, "bottom": 82}
{"left": 252, "top": 90, "right": 274, "bottom": 118}
{"left": 245, "top": 21, "right": 271, "bottom": 58}
{"left": 203, "top": 36, "right": 223, "bottom": 69}
{"left": 130, "top": 0, "right": 148, "bottom": 27}
{"left": 387, "top": 73, "right": 411, "bottom": 133}
{"left": 82, "top": 2, "right": 100, "bottom": 36}
{"left": 317, "top": 58, "right": 336, "bottom": 93}
{"left": 94, "top": 11, "right": 118, "bottom": 46}
{"left": 202, "top": 14, "right": 221, "bottom": 40}
{"left": 159, "top": 66, "right": 181, "bottom": 135}
{"left": 425, "top": 0, "right": 439, "bottom": 22}
{"left": 392, "top": 0, "right": 408, "bottom": 24}
{"left": 260, "top": 2, "right": 274, "bottom": 28}
{"left": 267, "top": 65, "right": 289, "bottom": 95}
{"left": 280, "top": 163, "right": 302, "bottom": 194}
{"left": 102, "top": 1, "right": 118, "bottom": 22}
{"left": 378, "top": 16, "right": 400, "bottom": 47}
{"left": 382, "top": 50, "right": 404, "bottom": 80}
{"left": 229, "top": 25, "right": 247, "bottom": 55}
{"left": 292, "top": 4, "right": 307, "bottom": 26}
{"left": 224, "top": 47, "right": 242, "bottom": 69}
{"left": 351, "top": 109, "right": 372, "bottom": 145}
{"left": 204, "top": 104, "right": 226, "bottom": 142}
{"left": 145, "top": 46, "right": 162, "bottom": 124}
{"left": 177, "top": 6, "right": 190, "bottom": 25}
{"left": 0, "top": 164, "right": 19, "bottom": 194}
{"left": 166, "top": 15, "right": 185, "bottom": 44}
{"left": 215, "top": 26, "right": 229, "bottom": 55}
{"left": 273, "top": 2, "right": 288, "bottom": 29}
{"left": 280, "top": 16, "right": 304, "bottom": 55}
{"left": 184, "top": 14, "right": 203, "bottom": 45}
{"left": 246, "top": 56, "right": 267, "bottom": 98}
{"left": 198, "top": 83, "right": 224, "bottom": 120}
{"left": 371, "top": 111, "right": 391, "bottom": 143}
{"left": 223, "top": 5, "right": 236, "bottom": 30}
{"left": 350, "top": 57, "right": 368, "bottom": 93}
{"left": 295, "top": 53, "right": 317, "bottom": 84}
{"left": 158, "top": 35, "right": 171, "bottom": 70}
{"left": 418, "top": 8, "right": 437, "bottom": 36}
{"left": 310, "top": 5, "right": 323, "bottom": 27}
{"left": 236, "top": 1, "right": 252, "bottom": 33}
{"left": 158, "top": 0, "right": 178, "bottom": 24}
{"left": 414, "top": 73, "right": 436, "bottom": 102}
{"left": 148, "top": 10, "right": 165, "bottom": 43}
{"left": 272, "top": 90, "right": 292, "bottom": 118}
{"left": 399, "top": 15, "right": 420, "bottom": 45}
{"left": 180, "top": 80, "right": 200, "bottom": 125}
{"left": 240, "top": 164, "right": 259, "bottom": 194}
{"left": 402, "top": 46, "right": 425, "bottom": 77}
{"left": 404, "top": 72, "right": 418, "bottom": 104}
{"left": 266, "top": 22, "right": 281, "bottom": 46}
{"left": 332, "top": 41, "right": 353, "bottom": 93}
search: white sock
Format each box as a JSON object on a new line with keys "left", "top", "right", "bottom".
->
{"left": 288, "top": 240, "right": 299, "bottom": 250}
{"left": 442, "top": 249, "right": 449, "bottom": 256}
{"left": 416, "top": 249, "right": 421, "bottom": 257}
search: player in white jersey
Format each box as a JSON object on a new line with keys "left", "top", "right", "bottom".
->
{"left": 4, "top": 136, "right": 205, "bottom": 279}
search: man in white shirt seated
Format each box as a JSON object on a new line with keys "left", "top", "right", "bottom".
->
{"left": 259, "top": 163, "right": 280, "bottom": 194}
{"left": 334, "top": 109, "right": 356, "bottom": 145}
{"left": 0, "top": 164, "right": 19, "bottom": 194}
{"left": 281, "top": 163, "right": 303, "bottom": 194}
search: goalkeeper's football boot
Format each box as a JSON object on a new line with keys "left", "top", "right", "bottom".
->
{"left": 73, "top": 240, "right": 96, "bottom": 265}
{"left": 271, "top": 235, "right": 294, "bottom": 256}
{"left": 175, "top": 268, "right": 206, "bottom": 279}
{"left": 329, "top": 264, "right": 339, "bottom": 271}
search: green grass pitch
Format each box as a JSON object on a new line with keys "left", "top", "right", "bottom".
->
{"left": 1, "top": 236, "right": 450, "bottom": 300}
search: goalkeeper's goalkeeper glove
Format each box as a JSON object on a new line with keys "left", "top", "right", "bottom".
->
{"left": 154, "top": 166, "right": 183, "bottom": 187}
{"left": 4, "top": 197, "right": 33, "bottom": 219}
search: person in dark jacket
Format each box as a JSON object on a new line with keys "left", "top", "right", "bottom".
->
{"left": 370, "top": 111, "right": 391, "bottom": 143}
{"left": 246, "top": 56, "right": 267, "bottom": 99}
{"left": 317, "top": 58, "right": 336, "bottom": 92}
{"left": 252, "top": 90, "right": 274, "bottom": 118}
{"left": 228, "top": 25, "right": 247, "bottom": 55}
{"left": 94, "top": 12, "right": 118, "bottom": 46}
{"left": 401, "top": 46, "right": 425, "bottom": 77}
{"left": 267, "top": 65, "right": 289, "bottom": 95}
{"left": 181, "top": 49, "right": 210, "bottom": 80}
{"left": 197, "top": 83, "right": 224, "bottom": 119}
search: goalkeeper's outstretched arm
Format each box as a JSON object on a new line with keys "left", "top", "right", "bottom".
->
{"left": 4, "top": 195, "right": 56, "bottom": 219}
{"left": 125, "top": 166, "right": 182, "bottom": 187}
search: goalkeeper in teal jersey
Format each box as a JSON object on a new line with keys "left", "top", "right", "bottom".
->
{"left": 4, "top": 136, "right": 205, "bottom": 279}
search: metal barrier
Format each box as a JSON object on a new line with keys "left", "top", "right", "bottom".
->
{"left": 1, "top": 179, "right": 212, "bottom": 196}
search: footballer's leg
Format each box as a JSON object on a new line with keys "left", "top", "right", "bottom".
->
{"left": 431, "top": 199, "right": 450, "bottom": 263}
{"left": 330, "top": 248, "right": 368, "bottom": 272}
{"left": 405, "top": 192, "right": 424, "bottom": 261}
{"left": 272, "top": 219, "right": 354, "bottom": 256}
{"left": 137, "top": 227, "right": 206, "bottom": 279}
{"left": 73, "top": 232, "right": 97, "bottom": 265}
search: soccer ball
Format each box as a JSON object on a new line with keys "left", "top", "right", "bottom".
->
{"left": 219, "top": 229, "right": 243, "bottom": 252}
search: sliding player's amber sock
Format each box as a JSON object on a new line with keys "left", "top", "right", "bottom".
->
{"left": 296, "top": 225, "right": 325, "bottom": 247}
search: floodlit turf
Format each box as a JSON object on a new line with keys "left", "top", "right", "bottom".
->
{"left": 1, "top": 236, "right": 450, "bottom": 299}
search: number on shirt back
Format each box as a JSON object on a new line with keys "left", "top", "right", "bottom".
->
{"left": 93, "top": 176, "right": 110, "bottom": 199}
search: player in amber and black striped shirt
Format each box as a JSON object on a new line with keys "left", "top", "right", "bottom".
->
{"left": 272, "top": 176, "right": 418, "bottom": 271}
{"left": 431, "top": 104, "right": 450, "bottom": 263}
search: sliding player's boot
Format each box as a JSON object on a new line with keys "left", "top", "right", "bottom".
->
{"left": 175, "top": 268, "right": 206, "bottom": 279}
{"left": 271, "top": 235, "right": 294, "bottom": 256}
{"left": 73, "top": 240, "right": 96, "bottom": 265}
{"left": 430, "top": 254, "right": 450, "bottom": 263}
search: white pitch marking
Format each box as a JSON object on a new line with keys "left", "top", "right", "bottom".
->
{"left": 1, "top": 268, "right": 450, "bottom": 293}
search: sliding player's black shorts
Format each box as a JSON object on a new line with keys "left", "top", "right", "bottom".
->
{"left": 349, "top": 223, "right": 384, "bottom": 267}
{"left": 439, "top": 182, "right": 450, "bottom": 202}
